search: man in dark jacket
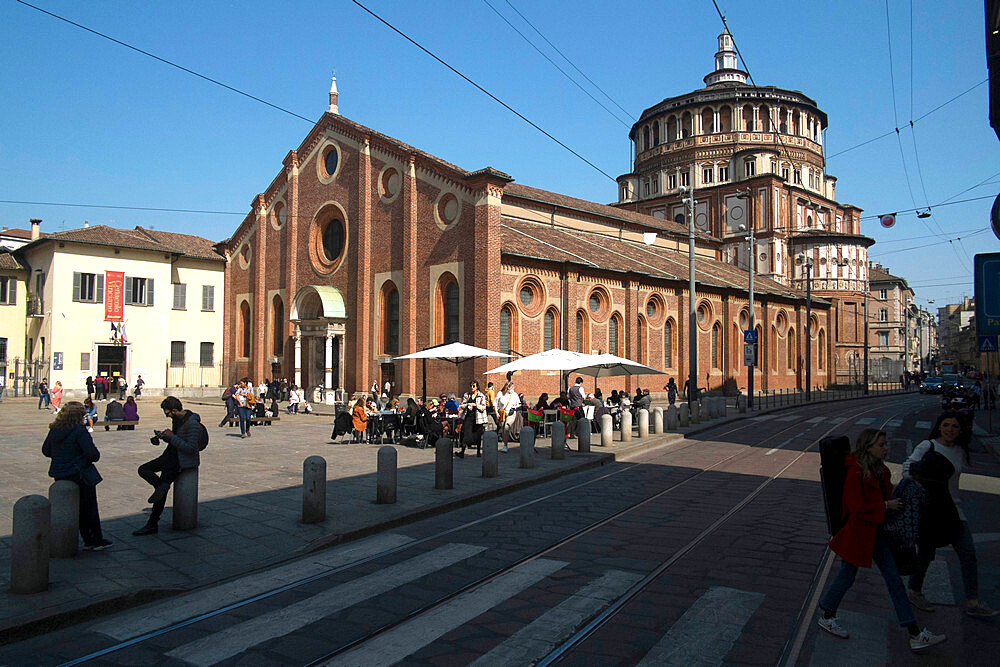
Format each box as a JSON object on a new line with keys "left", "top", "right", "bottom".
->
{"left": 133, "top": 396, "right": 206, "bottom": 536}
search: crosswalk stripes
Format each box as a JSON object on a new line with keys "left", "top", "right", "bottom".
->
{"left": 777, "top": 415, "right": 800, "bottom": 422}
{"left": 468, "top": 570, "right": 643, "bottom": 666}
{"left": 321, "top": 558, "right": 568, "bottom": 666}
{"left": 915, "top": 420, "right": 932, "bottom": 430}
{"left": 828, "top": 417, "right": 846, "bottom": 424}
{"left": 636, "top": 586, "right": 764, "bottom": 666}
{"left": 856, "top": 418, "right": 875, "bottom": 425}
{"left": 807, "top": 417, "right": 825, "bottom": 424}
{"left": 90, "top": 533, "right": 414, "bottom": 641}
{"left": 809, "top": 609, "right": 888, "bottom": 666}
{"left": 887, "top": 419, "right": 903, "bottom": 428}
{"left": 166, "top": 542, "right": 487, "bottom": 665}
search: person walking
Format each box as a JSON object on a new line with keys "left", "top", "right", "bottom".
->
{"left": 132, "top": 396, "right": 207, "bottom": 536}
{"left": 902, "top": 412, "right": 997, "bottom": 618}
{"left": 665, "top": 378, "right": 678, "bottom": 406}
{"left": 42, "top": 401, "right": 112, "bottom": 551}
{"left": 495, "top": 381, "right": 521, "bottom": 453}
{"left": 50, "top": 380, "right": 63, "bottom": 414}
{"left": 817, "top": 428, "right": 946, "bottom": 652}
{"left": 118, "top": 375, "right": 127, "bottom": 400}
{"left": 235, "top": 380, "right": 255, "bottom": 438}
{"left": 457, "top": 380, "right": 487, "bottom": 458}
{"left": 134, "top": 375, "right": 144, "bottom": 399}
{"left": 38, "top": 377, "right": 50, "bottom": 410}
{"left": 219, "top": 382, "right": 238, "bottom": 427}
{"left": 287, "top": 384, "right": 300, "bottom": 414}
{"left": 86, "top": 376, "right": 95, "bottom": 401}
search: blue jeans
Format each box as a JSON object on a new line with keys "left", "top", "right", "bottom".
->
{"left": 238, "top": 407, "right": 252, "bottom": 435}
{"left": 39, "top": 393, "right": 50, "bottom": 409}
{"left": 909, "top": 520, "right": 978, "bottom": 601}
{"left": 820, "top": 533, "right": 916, "bottom": 627}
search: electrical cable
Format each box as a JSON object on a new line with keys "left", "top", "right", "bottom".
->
{"left": 0, "top": 199, "right": 244, "bottom": 215}
{"left": 869, "top": 228, "right": 989, "bottom": 256}
{"left": 858, "top": 194, "right": 995, "bottom": 220}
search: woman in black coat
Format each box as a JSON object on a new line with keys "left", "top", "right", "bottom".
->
{"left": 42, "top": 401, "right": 112, "bottom": 551}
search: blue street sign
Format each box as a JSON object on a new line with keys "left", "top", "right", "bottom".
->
{"left": 743, "top": 329, "right": 757, "bottom": 343}
{"left": 979, "top": 335, "right": 998, "bottom": 353}
{"left": 975, "top": 253, "right": 1000, "bottom": 335}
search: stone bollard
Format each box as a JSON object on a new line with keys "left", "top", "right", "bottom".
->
{"left": 435, "top": 438, "right": 453, "bottom": 490}
{"left": 720, "top": 397, "right": 728, "bottom": 417}
{"left": 708, "top": 397, "right": 719, "bottom": 419}
{"left": 679, "top": 403, "right": 689, "bottom": 427}
{"left": 482, "top": 430, "right": 499, "bottom": 478}
{"left": 376, "top": 446, "right": 397, "bottom": 504}
{"left": 638, "top": 409, "right": 649, "bottom": 439}
{"left": 302, "top": 456, "right": 326, "bottom": 524}
{"left": 49, "top": 480, "right": 80, "bottom": 558}
{"left": 652, "top": 407, "right": 663, "bottom": 434}
{"left": 620, "top": 410, "right": 633, "bottom": 442}
{"left": 551, "top": 421, "right": 566, "bottom": 460}
{"left": 600, "top": 414, "right": 613, "bottom": 447}
{"left": 577, "top": 419, "right": 591, "bottom": 453}
{"left": 519, "top": 426, "right": 536, "bottom": 468}
{"left": 173, "top": 468, "right": 199, "bottom": 530}
{"left": 690, "top": 400, "right": 701, "bottom": 424}
{"left": 11, "top": 495, "right": 50, "bottom": 594}
{"left": 666, "top": 405, "right": 678, "bottom": 430}
{"left": 737, "top": 394, "right": 747, "bottom": 413}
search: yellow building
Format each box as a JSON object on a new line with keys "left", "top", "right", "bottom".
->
{"left": 0, "top": 249, "right": 29, "bottom": 396}
{"left": 14, "top": 223, "right": 225, "bottom": 398}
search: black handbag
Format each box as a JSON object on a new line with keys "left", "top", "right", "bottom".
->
{"left": 79, "top": 463, "right": 103, "bottom": 486}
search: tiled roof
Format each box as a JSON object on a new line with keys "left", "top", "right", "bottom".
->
{"left": 0, "top": 249, "right": 24, "bottom": 270}
{"left": 869, "top": 264, "right": 908, "bottom": 285}
{"left": 20, "top": 225, "right": 224, "bottom": 262}
{"left": 0, "top": 228, "right": 45, "bottom": 240}
{"left": 500, "top": 218, "right": 820, "bottom": 302}
{"left": 503, "top": 183, "right": 714, "bottom": 241}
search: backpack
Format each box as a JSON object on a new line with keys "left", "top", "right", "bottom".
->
{"left": 222, "top": 386, "right": 233, "bottom": 402}
{"left": 198, "top": 422, "right": 210, "bottom": 450}
{"left": 819, "top": 435, "right": 851, "bottom": 536}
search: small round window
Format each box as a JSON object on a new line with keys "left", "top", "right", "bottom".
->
{"left": 271, "top": 201, "right": 286, "bottom": 230}
{"left": 436, "top": 193, "right": 460, "bottom": 228}
{"left": 323, "top": 146, "right": 339, "bottom": 178}
{"left": 379, "top": 167, "right": 401, "bottom": 201}
{"left": 322, "top": 218, "right": 345, "bottom": 262}
{"left": 519, "top": 285, "right": 534, "bottom": 307}
{"left": 646, "top": 301, "right": 657, "bottom": 318}
{"left": 739, "top": 309, "right": 749, "bottom": 328}
{"left": 589, "top": 294, "right": 601, "bottom": 313}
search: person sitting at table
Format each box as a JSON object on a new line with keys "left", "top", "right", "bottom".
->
{"left": 365, "top": 398, "right": 381, "bottom": 442}
{"left": 386, "top": 396, "right": 400, "bottom": 411}
{"left": 444, "top": 393, "right": 460, "bottom": 414}
{"left": 83, "top": 398, "right": 98, "bottom": 432}
{"left": 351, "top": 397, "right": 368, "bottom": 443}
{"left": 607, "top": 390, "right": 620, "bottom": 407}
{"left": 550, "top": 390, "right": 570, "bottom": 409}
{"left": 121, "top": 396, "right": 139, "bottom": 430}
{"left": 402, "top": 398, "right": 420, "bottom": 436}
{"left": 418, "top": 399, "right": 444, "bottom": 443}
{"left": 533, "top": 393, "right": 550, "bottom": 411}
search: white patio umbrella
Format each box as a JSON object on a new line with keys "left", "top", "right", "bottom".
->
{"left": 394, "top": 342, "right": 510, "bottom": 401}
{"left": 483, "top": 348, "right": 598, "bottom": 376}
{"left": 572, "top": 353, "right": 667, "bottom": 379}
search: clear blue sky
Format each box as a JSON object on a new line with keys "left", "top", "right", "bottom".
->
{"left": 2, "top": 0, "right": 997, "bottom": 309}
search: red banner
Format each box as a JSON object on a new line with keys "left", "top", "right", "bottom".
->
{"left": 105, "top": 271, "right": 124, "bottom": 321}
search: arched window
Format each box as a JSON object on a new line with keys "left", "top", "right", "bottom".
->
{"left": 680, "top": 111, "right": 692, "bottom": 138}
{"left": 667, "top": 116, "right": 678, "bottom": 141}
{"left": 271, "top": 295, "right": 284, "bottom": 356}
{"left": 711, "top": 323, "right": 721, "bottom": 368}
{"left": 664, "top": 319, "right": 674, "bottom": 368}
{"left": 818, "top": 329, "right": 826, "bottom": 369}
{"left": 637, "top": 316, "right": 647, "bottom": 364}
{"left": 500, "top": 304, "right": 515, "bottom": 354}
{"left": 787, "top": 328, "right": 796, "bottom": 371}
{"left": 609, "top": 315, "right": 620, "bottom": 355}
{"left": 755, "top": 324, "right": 763, "bottom": 369}
{"left": 652, "top": 122, "right": 659, "bottom": 145}
{"left": 576, "top": 310, "right": 589, "bottom": 353}
{"left": 239, "top": 301, "right": 251, "bottom": 358}
{"left": 380, "top": 283, "right": 399, "bottom": 355}
{"left": 701, "top": 107, "right": 714, "bottom": 133}
{"left": 544, "top": 308, "right": 558, "bottom": 351}
{"left": 719, "top": 105, "right": 732, "bottom": 132}
{"left": 760, "top": 104, "right": 772, "bottom": 131}
{"left": 769, "top": 325, "right": 777, "bottom": 370}
{"left": 742, "top": 105, "right": 754, "bottom": 131}
{"left": 642, "top": 126, "right": 650, "bottom": 151}
{"left": 436, "top": 274, "right": 460, "bottom": 344}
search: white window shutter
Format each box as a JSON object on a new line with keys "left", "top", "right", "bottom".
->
{"left": 125, "top": 276, "right": 133, "bottom": 304}
{"left": 73, "top": 272, "right": 81, "bottom": 302}
{"left": 146, "top": 278, "right": 154, "bottom": 306}
{"left": 96, "top": 273, "right": 104, "bottom": 304}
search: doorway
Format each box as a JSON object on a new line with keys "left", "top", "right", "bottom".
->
{"left": 97, "top": 345, "right": 126, "bottom": 380}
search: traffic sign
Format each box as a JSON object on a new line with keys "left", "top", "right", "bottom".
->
{"left": 975, "top": 253, "right": 1000, "bottom": 335}
{"left": 979, "top": 335, "right": 998, "bottom": 353}
{"left": 743, "top": 343, "right": 756, "bottom": 367}
{"left": 743, "top": 329, "right": 758, "bottom": 343}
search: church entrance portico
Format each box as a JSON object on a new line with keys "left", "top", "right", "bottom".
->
{"left": 290, "top": 285, "right": 347, "bottom": 402}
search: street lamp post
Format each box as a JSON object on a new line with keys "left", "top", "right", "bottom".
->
{"left": 864, "top": 265, "right": 870, "bottom": 395}
{"left": 680, "top": 185, "right": 698, "bottom": 404}
{"left": 737, "top": 188, "right": 755, "bottom": 410}
{"left": 806, "top": 258, "right": 813, "bottom": 401}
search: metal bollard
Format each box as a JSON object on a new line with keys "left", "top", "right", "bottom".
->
{"left": 519, "top": 426, "right": 536, "bottom": 468}
{"left": 302, "top": 456, "right": 326, "bottom": 524}
{"left": 600, "top": 414, "right": 613, "bottom": 447}
{"left": 620, "top": 410, "right": 633, "bottom": 442}
{"left": 11, "top": 495, "right": 50, "bottom": 594}
{"left": 679, "top": 403, "right": 689, "bottom": 427}
{"left": 638, "top": 409, "right": 649, "bottom": 438}
{"left": 666, "top": 405, "right": 678, "bottom": 430}
{"left": 577, "top": 418, "right": 591, "bottom": 453}
{"left": 482, "top": 431, "right": 498, "bottom": 478}
{"left": 652, "top": 407, "right": 663, "bottom": 434}
{"left": 690, "top": 400, "right": 700, "bottom": 424}
{"left": 435, "top": 438, "right": 453, "bottom": 490}
{"left": 48, "top": 480, "right": 79, "bottom": 558}
{"left": 551, "top": 420, "right": 566, "bottom": 460}
{"left": 173, "top": 468, "right": 199, "bottom": 530}
{"left": 376, "top": 446, "right": 397, "bottom": 504}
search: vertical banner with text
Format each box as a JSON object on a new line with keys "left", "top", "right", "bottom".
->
{"left": 105, "top": 271, "right": 124, "bottom": 321}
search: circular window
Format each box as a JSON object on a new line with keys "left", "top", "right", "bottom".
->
{"left": 308, "top": 204, "right": 349, "bottom": 275}
{"left": 238, "top": 243, "right": 251, "bottom": 269}
{"left": 739, "top": 309, "right": 749, "bottom": 329}
{"left": 645, "top": 294, "right": 664, "bottom": 324}
{"left": 519, "top": 285, "right": 534, "bottom": 307}
{"left": 776, "top": 311, "right": 789, "bottom": 335}
{"left": 271, "top": 201, "right": 286, "bottom": 230}
{"left": 759, "top": 251, "right": 767, "bottom": 261}
{"left": 589, "top": 294, "right": 600, "bottom": 313}
{"left": 379, "top": 167, "right": 401, "bottom": 202}
{"left": 646, "top": 301, "right": 657, "bottom": 319}
{"left": 322, "top": 218, "right": 345, "bottom": 262}
{"left": 435, "top": 192, "right": 461, "bottom": 230}
{"left": 696, "top": 213, "right": 708, "bottom": 230}
{"left": 516, "top": 277, "right": 545, "bottom": 316}
{"left": 674, "top": 213, "right": 685, "bottom": 225}
{"left": 587, "top": 287, "right": 610, "bottom": 321}
{"left": 696, "top": 300, "right": 713, "bottom": 330}
{"left": 323, "top": 146, "right": 339, "bottom": 178}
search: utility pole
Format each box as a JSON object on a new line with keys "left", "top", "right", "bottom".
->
{"left": 864, "top": 263, "right": 870, "bottom": 395}
{"left": 806, "top": 258, "right": 813, "bottom": 400}
{"left": 737, "top": 188, "right": 755, "bottom": 409}
{"left": 680, "top": 184, "right": 698, "bottom": 404}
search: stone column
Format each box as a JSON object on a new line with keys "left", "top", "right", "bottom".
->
{"left": 11, "top": 495, "right": 50, "bottom": 594}
{"left": 435, "top": 438, "right": 453, "bottom": 489}
{"left": 600, "top": 414, "right": 613, "bottom": 447}
{"left": 482, "top": 431, "right": 498, "bottom": 478}
{"left": 666, "top": 405, "right": 679, "bottom": 430}
{"left": 620, "top": 410, "right": 632, "bottom": 442}
{"left": 519, "top": 427, "right": 536, "bottom": 469}
{"left": 652, "top": 407, "right": 663, "bottom": 434}
{"left": 173, "top": 468, "right": 199, "bottom": 530}
{"left": 48, "top": 480, "right": 79, "bottom": 558}
{"left": 293, "top": 328, "right": 302, "bottom": 388}
{"left": 577, "top": 419, "right": 591, "bottom": 453}
{"left": 376, "top": 446, "right": 397, "bottom": 504}
{"left": 638, "top": 409, "right": 649, "bottom": 438}
{"left": 679, "top": 403, "right": 689, "bottom": 427}
{"left": 302, "top": 456, "right": 326, "bottom": 524}
{"left": 551, "top": 421, "right": 565, "bottom": 460}
{"left": 338, "top": 334, "right": 346, "bottom": 393}
{"left": 325, "top": 332, "right": 334, "bottom": 393}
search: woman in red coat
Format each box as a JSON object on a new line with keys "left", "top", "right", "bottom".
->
{"left": 817, "top": 429, "right": 946, "bottom": 652}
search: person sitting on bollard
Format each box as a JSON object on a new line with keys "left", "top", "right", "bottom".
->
{"left": 457, "top": 380, "right": 487, "bottom": 459}
{"left": 43, "top": 401, "right": 112, "bottom": 551}
{"left": 635, "top": 388, "right": 652, "bottom": 413}
{"left": 132, "top": 397, "right": 208, "bottom": 536}
{"left": 83, "top": 398, "right": 98, "bottom": 433}
{"left": 122, "top": 396, "right": 139, "bottom": 430}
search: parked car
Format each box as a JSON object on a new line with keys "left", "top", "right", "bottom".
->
{"left": 920, "top": 376, "right": 944, "bottom": 394}
{"left": 942, "top": 374, "right": 962, "bottom": 391}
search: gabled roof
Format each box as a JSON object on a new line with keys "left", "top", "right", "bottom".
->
{"left": 869, "top": 264, "right": 910, "bottom": 288}
{"left": 17, "top": 225, "right": 225, "bottom": 262}
{"left": 500, "top": 218, "right": 824, "bottom": 303}
{"left": 1, "top": 228, "right": 45, "bottom": 240}
{"left": 0, "top": 249, "right": 25, "bottom": 271}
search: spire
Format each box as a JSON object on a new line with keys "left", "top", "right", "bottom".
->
{"left": 703, "top": 27, "right": 748, "bottom": 87}
{"left": 328, "top": 71, "right": 339, "bottom": 114}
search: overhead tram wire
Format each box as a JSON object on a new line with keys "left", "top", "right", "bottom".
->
{"left": 350, "top": 0, "right": 617, "bottom": 182}
{"left": 869, "top": 228, "right": 990, "bottom": 257}
{"left": 502, "top": 0, "right": 635, "bottom": 121}
{"left": 858, "top": 194, "right": 995, "bottom": 220}
{"left": 0, "top": 199, "right": 244, "bottom": 215}
{"left": 883, "top": 1, "right": 921, "bottom": 220}
{"left": 480, "top": 0, "right": 632, "bottom": 128}
{"left": 904, "top": 0, "right": 939, "bottom": 234}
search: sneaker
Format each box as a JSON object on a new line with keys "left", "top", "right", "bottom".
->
{"left": 132, "top": 524, "right": 158, "bottom": 536}
{"left": 910, "top": 628, "right": 946, "bottom": 651}
{"left": 908, "top": 590, "right": 935, "bottom": 612}
{"left": 84, "top": 539, "right": 113, "bottom": 551}
{"left": 817, "top": 614, "right": 849, "bottom": 639}
{"left": 502, "top": 446, "right": 509, "bottom": 453}
{"left": 966, "top": 601, "right": 999, "bottom": 618}
{"left": 87, "top": 427, "right": 94, "bottom": 433}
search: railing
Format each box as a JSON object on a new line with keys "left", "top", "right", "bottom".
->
{"left": 26, "top": 296, "right": 44, "bottom": 317}
{"left": 747, "top": 382, "right": 916, "bottom": 411}
{"left": 165, "top": 362, "right": 223, "bottom": 388}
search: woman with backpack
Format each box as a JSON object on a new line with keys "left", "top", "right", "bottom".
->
{"left": 817, "top": 428, "right": 946, "bottom": 652}
{"left": 902, "top": 412, "right": 997, "bottom": 618}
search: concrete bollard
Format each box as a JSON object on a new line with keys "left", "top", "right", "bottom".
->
{"left": 173, "top": 468, "right": 199, "bottom": 530}
{"left": 690, "top": 400, "right": 701, "bottom": 424}
{"left": 737, "top": 394, "right": 747, "bottom": 413}
{"left": 679, "top": 403, "right": 689, "bottom": 427}
{"left": 519, "top": 426, "right": 536, "bottom": 468}
{"left": 720, "top": 397, "right": 728, "bottom": 417}
{"left": 376, "top": 446, "right": 397, "bottom": 504}
{"left": 666, "top": 405, "right": 678, "bottom": 430}
{"left": 11, "top": 495, "right": 50, "bottom": 594}
{"left": 302, "top": 456, "right": 326, "bottom": 524}
{"left": 551, "top": 420, "right": 566, "bottom": 460}
{"left": 600, "top": 414, "right": 613, "bottom": 447}
{"left": 708, "top": 397, "right": 718, "bottom": 419}
{"left": 49, "top": 480, "right": 79, "bottom": 558}
{"left": 482, "top": 431, "right": 499, "bottom": 478}
{"left": 638, "top": 409, "right": 649, "bottom": 439}
{"left": 620, "top": 410, "right": 633, "bottom": 442}
{"left": 577, "top": 419, "right": 591, "bottom": 453}
{"left": 435, "top": 438, "right": 453, "bottom": 490}
{"left": 652, "top": 407, "right": 663, "bottom": 434}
